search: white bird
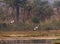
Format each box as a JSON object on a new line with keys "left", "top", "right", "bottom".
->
{"left": 34, "top": 26, "right": 38, "bottom": 31}
{"left": 10, "top": 20, "right": 14, "bottom": 24}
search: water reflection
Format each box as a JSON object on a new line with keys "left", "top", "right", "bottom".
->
{"left": 0, "top": 39, "right": 52, "bottom": 44}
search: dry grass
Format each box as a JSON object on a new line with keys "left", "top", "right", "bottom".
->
{"left": 0, "top": 14, "right": 60, "bottom": 37}
{"left": 0, "top": 30, "right": 60, "bottom": 37}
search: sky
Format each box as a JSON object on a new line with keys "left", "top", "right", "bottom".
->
{"left": 47, "top": 0, "right": 55, "bottom": 7}
{"left": 0, "top": 0, "right": 4, "bottom": 1}
{"left": 48, "top": 0, "right": 55, "bottom": 4}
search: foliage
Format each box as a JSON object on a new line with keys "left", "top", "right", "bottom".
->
{"left": 40, "top": 19, "right": 60, "bottom": 30}
{"left": 32, "top": 17, "right": 40, "bottom": 24}
{"left": 4, "top": 0, "right": 28, "bottom": 22}
{"left": 14, "top": 0, "right": 27, "bottom": 7}
{"left": 31, "top": 0, "right": 53, "bottom": 21}
{"left": 0, "top": 0, "right": 59, "bottom": 31}
{"left": 0, "top": 23, "right": 7, "bottom": 31}
{"left": 54, "top": 1, "right": 60, "bottom": 7}
{"left": 4, "top": 0, "right": 14, "bottom": 7}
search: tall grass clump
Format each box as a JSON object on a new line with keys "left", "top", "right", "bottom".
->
{"left": 40, "top": 18, "right": 60, "bottom": 30}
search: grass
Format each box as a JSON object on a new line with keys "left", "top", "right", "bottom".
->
{"left": 0, "top": 14, "right": 60, "bottom": 37}
{"left": 0, "top": 30, "right": 60, "bottom": 37}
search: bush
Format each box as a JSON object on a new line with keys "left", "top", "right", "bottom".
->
{"left": 0, "top": 23, "right": 7, "bottom": 31}
{"left": 32, "top": 17, "right": 40, "bottom": 24}
{"left": 0, "top": 23, "right": 7, "bottom": 28}
{"left": 40, "top": 19, "right": 60, "bottom": 30}
{"left": 18, "top": 23, "right": 33, "bottom": 31}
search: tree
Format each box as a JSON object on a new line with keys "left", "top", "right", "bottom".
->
{"left": 54, "top": 1, "right": 60, "bottom": 7}
{"left": 54, "top": 1, "right": 60, "bottom": 14}
{"left": 31, "top": 0, "right": 53, "bottom": 21}
{"left": 4, "top": 0, "right": 27, "bottom": 24}
{"left": 4, "top": 0, "right": 14, "bottom": 6}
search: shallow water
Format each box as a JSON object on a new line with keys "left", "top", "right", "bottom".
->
{"left": 0, "top": 39, "right": 52, "bottom": 44}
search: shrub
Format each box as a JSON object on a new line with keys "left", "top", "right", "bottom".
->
{"left": 40, "top": 19, "right": 60, "bottom": 30}
{"left": 0, "top": 23, "right": 7, "bottom": 28}
{"left": 32, "top": 17, "right": 40, "bottom": 24}
{"left": 0, "top": 23, "right": 7, "bottom": 31}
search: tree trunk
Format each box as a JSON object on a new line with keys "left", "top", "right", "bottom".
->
{"left": 16, "top": 5, "right": 19, "bottom": 24}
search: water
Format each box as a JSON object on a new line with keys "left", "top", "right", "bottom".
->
{"left": 0, "top": 39, "right": 52, "bottom": 44}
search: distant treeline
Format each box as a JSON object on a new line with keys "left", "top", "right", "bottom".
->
{"left": 0, "top": 0, "right": 60, "bottom": 31}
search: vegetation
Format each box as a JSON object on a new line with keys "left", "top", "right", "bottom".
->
{"left": 54, "top": 1, "right": 60, "bottom": 7}
{"left": 0, "top": 0, "right": 60, "bottom": 31}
